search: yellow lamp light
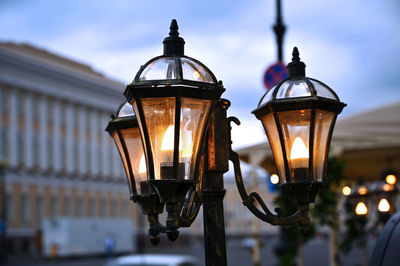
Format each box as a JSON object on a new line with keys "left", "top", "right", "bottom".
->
{"left": 355, "top": 201, "right": 368, "bottom": 216}
{"left": 378, "top": 198, "right": 390, "bottom": 213}
{"left": 342, "top": 186, "right": 351, "bottom": 196}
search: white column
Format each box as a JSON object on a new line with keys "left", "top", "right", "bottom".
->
{"left": 23, "top": 92, "right": 34, "bottom": 169}
{"left": 89, "top": 109, "right": 99, "bottom": 177}
{"left": 8, "top": 87, "right": 18, "bottom": 167}
{"left": 77, "top": 106, "right": 87, "bottom": 175}
{"left": 101, "top": 114, "right": 110, "bottom": 178}
{"left": 65, "top": 102, "right": 75, "bottom": 174}
{"left": 51, "top": 99, "right": 62, "bottom": 173}
{"left": 38, "top": 95, "right": 48, "bottom": 171}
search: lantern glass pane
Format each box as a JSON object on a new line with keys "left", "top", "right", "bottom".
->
{"left": 313, "top": 110, "right": 335, "bottom": 181}
{"left": 278, "top": 110, "right": 311, "bottom": 182}
{"left": 180, "top": 97, "right": 212, "bottom": 180}
{"left": 139, "top": 57, "right": 177, "bottom": 81}
{"left": 260, "top": 113, "right": 286, "bottom": 183}
{"left": 120, "top": 127, "right": 148, "bottom": 195}
{"left": 276, "top": 79, "right": 311, "bottom": 99}
{"left": 181, "top": 57, "right": 215, "bottom": 84}
{"left": 138, "top": 97, "right": 176, "bottom": 180}
{"left": 310, "top": 80, "right": 338, "bottom": 100}
{"left": 112, "top": 132, "right": 134, "bottom": 195}
{"left": 118, "top": 102, "right": 134, "bottom": 117}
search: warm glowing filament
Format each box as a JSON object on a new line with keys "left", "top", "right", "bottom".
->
{"left": 358, "top": 186, "right": 368, "bottom": 195}
{"left": 342, "top": 186, "right": 351, "bottom": 196}
{"left": 383, "top": 184, "right": 393, "bottom": 192}
{"left": 386, "top": 174, "right": 397, "bottom": 185}
{"left": 138, "top": 155, "right": 146, "bottom": 174}
{"left": 270, "top": 174, "right": 279, "bottom": 184}
{"left": 355, "top": 201, "right": 368, "bottom": 215}
{"left": 378, "top": 198, "right": 390, "bottom": 213}
{"left": 161, "top": 125, "right": 182, "bottom": 151}
{"left": 290, "top": 137, "right": 309, "bottom": 160}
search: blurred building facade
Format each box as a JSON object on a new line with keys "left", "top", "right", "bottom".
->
{"left": 0, "top": 42, "right": 139, "bottom": 255}
{"left": 0, "top": 42, "right": 281, "bottom": 256}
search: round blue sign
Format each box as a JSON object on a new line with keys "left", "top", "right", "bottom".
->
{"left": 263, "top": 62, "right": 288, "bottom": 90}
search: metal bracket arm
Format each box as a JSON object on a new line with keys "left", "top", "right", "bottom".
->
{"left": 228, "top": 117, "right": 310, "bottom": 228}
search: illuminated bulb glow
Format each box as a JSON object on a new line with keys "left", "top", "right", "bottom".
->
{"left": 386, "top": 174, "right": 397, "bottom": 185}
{"left": 355, "top": 201, "right": 368, "bottom": 215}
{"left": 378, "top": 198, "right": 390, "bottom": 213}
{"left": 358, "top": 186, "right": 368, "bottom": 195}
{"left": 342, "top": 186, "right": 351, "bottom": 196}
{"left": 161, "top": 125, "right": 182, "bottom": 151}
{"left": 138, "top": 155, "right": 146, "bottom": 174}
{"left": 290, "top": 137, "right": 309, "bottom": 160}
{"left": 383, "top": 183, "right": 393, "bottom": 192}
{"left": 270, "top": 174, "right": 279, "bottom": 184}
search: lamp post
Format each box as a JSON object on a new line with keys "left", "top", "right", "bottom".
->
{"left": 107, "top": 19, "right": 346, "bottom": 266}
{"left": 373, "top": 171, "right": 398, "bottom": 224}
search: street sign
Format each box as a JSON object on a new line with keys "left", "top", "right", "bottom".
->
{"left": 263, "top": 62, "right": 288, "bottom": 90}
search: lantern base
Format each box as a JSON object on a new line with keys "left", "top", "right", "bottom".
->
{"left": 150, "top": 179, "right": 196, "bottom": 203}
{"left": 280, "top": 181, "right": 322, "bottom": 205}
{"left": 132, "top": 193, "right": 165, "bottom": 216}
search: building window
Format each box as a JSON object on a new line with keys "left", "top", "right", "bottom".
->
{"left": 50, "top": 196, "right": 57, "bottom": 218}
{"left": 21, "top": 194, "right": 29, "bottom": 226}
{"left": 101, "top": 199, "right": 107, "bottom": 217}
{"left": 36, "top": 195, "right": 43, "bottom": 225}
{"left": 76, "top": 198, "right": 83, "bottom": 217}
{"left": 89, "top": 198, "right": 95, "bottom": 217}
{"left": 121, "top": 202, "right": 128, "bottom": 217}
{"left": 6, "top": 194, "right": 13, "bottom": 224}
{"left": 111, "top": 200, "right": 117, "bottom": 217}
{"left": 64, "top": 198, "right": 70, "bottom": 217}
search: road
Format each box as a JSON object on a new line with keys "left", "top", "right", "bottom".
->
{"left": 6, "top": 235, "right": 376, "bottom": 266}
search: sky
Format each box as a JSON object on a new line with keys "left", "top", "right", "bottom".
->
{"left": 1, "top": 0, "right": 400, "bottom": 148}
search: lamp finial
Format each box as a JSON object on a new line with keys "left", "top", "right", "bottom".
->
{"left": 163, "top": 19, "right": 185, "bottom": 56}
{"left": 287, "top": 47, "right": 306, "bottom": 77}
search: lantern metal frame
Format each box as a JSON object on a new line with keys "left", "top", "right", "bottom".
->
{"left": 252, "top": 48, "right": 346, "bottom": 207}
{"left": 108, "top": 19, "right": 347, "bottom": 266}
{"left": 106, "top": 104, "right": 203, "bottom": 243}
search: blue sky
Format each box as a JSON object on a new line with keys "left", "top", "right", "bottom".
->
{"left": 1, "top": 0, "right": 400, "bottom": 147}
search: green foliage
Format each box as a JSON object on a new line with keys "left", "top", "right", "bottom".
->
{"left": 312, "top": 157, "right": 346, "bottom": 227}
{"left": 339, "top": 199, "right": 366, "bottom": 253}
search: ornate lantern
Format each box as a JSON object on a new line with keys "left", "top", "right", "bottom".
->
{"left": 106, "top": 102, "right": 165, "bottom": 244}
{"left": 252, "top": 47, "right": 346, "bottom": 206}
{"left": 124, "top": 20, "right": 224, "bottom": 240}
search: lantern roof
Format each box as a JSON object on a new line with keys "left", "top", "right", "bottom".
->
{"left": 124, "top": 20, "right": 224, "bottom": 102}
{"left": 105, "top": 101, "right": 138, "bottom": 135}
{"left": 253, "top": 47, "right": 346, "bottom": 119}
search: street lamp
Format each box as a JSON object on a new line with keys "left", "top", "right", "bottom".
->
{"left": 109, "top": 19, "right": 346, "bottom": 265}
{"left": 372, "top": 173, "right": 398, "bottom": 224}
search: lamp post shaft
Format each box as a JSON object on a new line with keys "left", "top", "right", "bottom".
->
{"left": 203, "top": 100, "right": 230, "bottom": 266}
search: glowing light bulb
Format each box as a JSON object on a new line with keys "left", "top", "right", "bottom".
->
{"left": 358, "top": 186, "right": 368, "bottom": 195}
{"left": 378, "top": 198, "right": 390, "bottom": 213}
{"left": 355, "top": 201, "right": 368, "bottom": 216}
{"left": 161, "top": 126, "right": 183, "bottom": 151}
{"left": 342, "top": 186, "right": 351, "bottom": 196}
{"left": 138, "top": 155, "right": 146, "bottom": 174}
{"left": 290, "top": 137, "right": 309, "bottom": 160}
{"left": 386, "top": 174, "right": 396, "bottom": 185}
{"left": 383, "top": 183, "right": 393, "bottom": 192}
{"left": 161, "top": 126, "right": 175, "bottom": 151}
{"left": 270, "top": 174, "right": 279, "bottom": 184}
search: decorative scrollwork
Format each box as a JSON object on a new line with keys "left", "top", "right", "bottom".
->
{"left": 228, "top": 117, "right": 310, "bottom": 230}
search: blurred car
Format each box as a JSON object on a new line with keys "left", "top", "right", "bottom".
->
{"left": 104, "top": 254, "right": 202, "bottom": 266}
